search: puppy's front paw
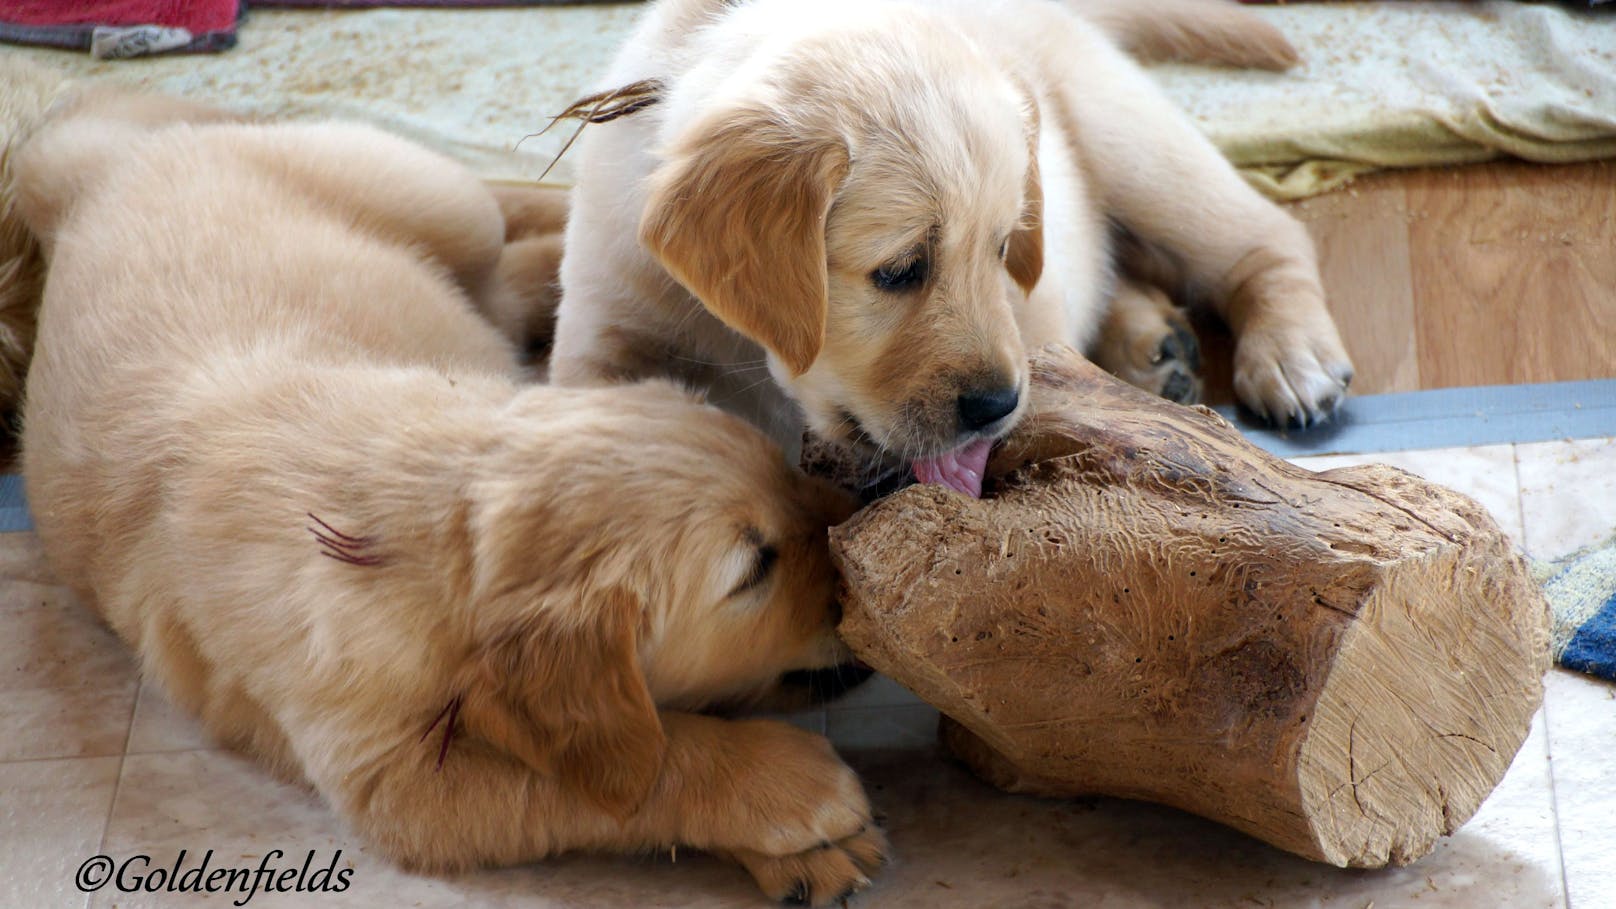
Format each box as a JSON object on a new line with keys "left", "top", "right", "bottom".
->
{"left": 731, "top": 825, "right": 889, "bottom": 906}
{"left": 699, "top": 720, "right": 875, "bottom": 860}
{"left": 1233, "top": 323, "right": 1354, "bottom": 428}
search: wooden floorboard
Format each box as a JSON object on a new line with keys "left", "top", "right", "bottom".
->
{"left": 1292, "top": 174, "right": 1420, "bottom": 396}
{"left": 1201, "top": 158, "right": 1616, "bottom": 408}
{"left": 1405, "top": 160, "right": 1616, "bottom": 389}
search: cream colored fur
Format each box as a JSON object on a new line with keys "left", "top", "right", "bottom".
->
{"left": 554, "top": 0, "right": 1354, "bottom": 469}
{"left": 14, "top": 94, "right": 885, "bottom": 905}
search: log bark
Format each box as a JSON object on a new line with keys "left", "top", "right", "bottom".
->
{"left": 831, "top": 345, "right": 1550, "bottom": 868}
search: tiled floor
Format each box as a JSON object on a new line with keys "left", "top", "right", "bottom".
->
{"left": 2, "top": 438, "right": 1612, "bottom": 908}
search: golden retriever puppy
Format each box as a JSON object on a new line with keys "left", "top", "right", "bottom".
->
{"left": 553, "top": 0, "right": 1355, "bottom": 497}
{"left": 13, "top": 91, "right": 886, "bottom": 905}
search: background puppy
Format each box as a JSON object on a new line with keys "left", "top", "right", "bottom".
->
{"left": 553, "top": 0, "right": 1355, "bottom": 497}
{"left": 13, "top": 92, "right": 885, "bottom": 905}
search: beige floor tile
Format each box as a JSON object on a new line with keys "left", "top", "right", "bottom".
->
{"left": 39, "top": 724, "right": 1572, "bottom": 909}
{"left": 1518, "top": 438, "right": 1616, "bottom": 561}
{"left": 0, "top": 577, "right": 138, "bottom": 761}
{"left": 126, "top": 678, "right": 213, "bottom": 755}
{"left": 837, "top": 745, "right": 1565, "bottom": 909}
{"left": 1288, "top": 443, "right": 1525, "bottom": 548}
{"left": 1543, "top": 669, "right": 1616, "bottom": 909}
{"left": 1454, "top": 707, "right": 1566, "bottom": 907}
{"left": 0, "top": 756, "right": 120, "bottom": 909}
{"left": 0, "top": 531, "right": 59, "bottom": 587}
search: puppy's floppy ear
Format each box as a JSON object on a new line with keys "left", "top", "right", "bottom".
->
{"left": 461, "top": 587, "right": 665, "bottom": 818}
{"left": 639, "top": 105, "right": 849, "bottom": 376}
{"left": 1005, "top": 89, "right": 1045, "bottom": 297}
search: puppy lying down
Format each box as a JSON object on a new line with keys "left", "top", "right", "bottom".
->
{"left": 13, "top": 91, "right": 885, "bottom": 905}
{"left": 556, "top": 0, "right": 1355, "bottom": 501}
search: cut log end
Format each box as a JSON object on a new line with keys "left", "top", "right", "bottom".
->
{"left": 1295, "top": 466, "right": 1548, "bottom": 867}
{"left": 828, "top": 345, "right": 1550, "bottom": 868}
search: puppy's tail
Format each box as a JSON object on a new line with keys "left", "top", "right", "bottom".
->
{"left": 1061, "top": 0, "right": 1300, "bottom": 71}
{"left": 0, "top": 57, "right": 79, "bottom": 417}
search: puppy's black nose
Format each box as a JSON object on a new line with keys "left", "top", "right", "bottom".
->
{"left": 957, "top": 385, "right": 1020, "bottom": 432}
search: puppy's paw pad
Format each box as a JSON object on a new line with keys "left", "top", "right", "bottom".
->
{"left": 1146, "top": 325, "right": 1204, "bottom": 404}
{"left": 1099, "top": 310, "right": 1204, "bottom": 406}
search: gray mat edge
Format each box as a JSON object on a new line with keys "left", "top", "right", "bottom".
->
{"left": 1217, "top": 378, "right": 1616, "bottom": 459}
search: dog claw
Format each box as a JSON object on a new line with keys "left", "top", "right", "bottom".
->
{"left": 782, "top": 881, "right": 810, "bottom": 906}
{"left": 835, "top": 877, "right": 871, "bottom": 904}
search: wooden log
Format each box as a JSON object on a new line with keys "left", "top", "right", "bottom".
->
{"left": 831, "top": 345, "right": 1550, "bottom": 868}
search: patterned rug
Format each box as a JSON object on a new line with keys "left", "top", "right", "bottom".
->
{"left": 1539, "top": 536, "right": 1616, "bottom": 682}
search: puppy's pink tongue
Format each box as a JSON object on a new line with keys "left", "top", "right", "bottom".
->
{"left": 911, "top": 438, "right": 993, "bottom": 499}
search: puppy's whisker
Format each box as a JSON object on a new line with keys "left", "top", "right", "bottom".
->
{"left": 710, "top": 372, "right": 779, "bottom": 404}
{"left": 420, "top": 695, "right": 464, "bottom": 772}
{"left": 668, "top": 300, "right": 714, "bottom": 337}
{"left": 670, "top": 354, "right": 770, "bottom": 375}
{"left": 715, "top": 365, "right": 772, "bottom": 383}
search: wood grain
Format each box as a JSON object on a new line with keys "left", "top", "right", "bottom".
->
{"left": 1406, "top": 160, "right": 1616, "bottom": 388}
{"left": 1291, "top": 176, "right": 1420, "bottom": 395}
{"left": 1199, "top": 160, "right": 1616, "bottom": 407}
{"left": 832, "top": 345, "right": 1551, "bottom": 869}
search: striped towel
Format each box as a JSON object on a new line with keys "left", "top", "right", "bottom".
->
{"left": 0, "top": 0, "right": 628, "bottom": 58}
{"left": 1539, "top": 536, "right": 1616, "bottom": 682}
{"left": 0, "top": 0, "right": 241, "bottom": 57}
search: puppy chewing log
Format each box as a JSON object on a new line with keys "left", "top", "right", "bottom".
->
{"left": 831, "top": 345, "right": 1550, "bottom": 868}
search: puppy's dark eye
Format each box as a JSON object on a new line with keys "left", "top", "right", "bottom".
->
{"left": 870, "top": 257, "right": 927, "bottom": 292}
{"left": 999, "top": 238, "right": 1010, "bottom": 261}
{"left": 729, "top": 544, "right": 778, "bottom": 598}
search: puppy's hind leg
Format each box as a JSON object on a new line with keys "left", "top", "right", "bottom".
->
{"left": 1037, "top": 10, "right": 1353, "bottom": 425}
{"left": 1060, "top": 0, "right": 1299, "bottom": 71}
